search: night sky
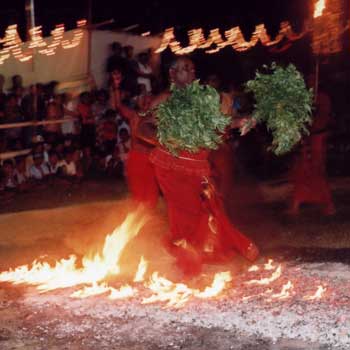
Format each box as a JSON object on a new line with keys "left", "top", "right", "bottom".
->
{"left": 0, "top": 0, "right": 309, "bottom": 38}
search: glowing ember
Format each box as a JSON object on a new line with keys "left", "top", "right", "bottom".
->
{"left": 142, "top": 272, "right": 195, "bottom": 308}
{"left": 109, "top": 285, "right": 136, "bottom": 300}
{"left": 304, "top": 286, "right": 327, "bottom": 301}
{"left": 245, "top": 265, "right": 282, "bottom": 285}
{"left": 71, "top": 282, "right": 111, "bottom": 298}
{"left": 264, "top": 259, "right": 275, "bottom": 271}
{"left": 133, "top": 256, "right": 148, "bottom": 282}
{"left": 270, "top": 281, "right": 293, "bottom": 300}
{"left": 248, "top": 265, "right": 259, "bottom": 272}
{"left": 196, "top": 272, "right": 232, "bottom": 298}
{"left": 314, "top": 0, "right": 326, "bottom": 18}
{"left": 142, "top": 271, "right": 232, "bottom": 308}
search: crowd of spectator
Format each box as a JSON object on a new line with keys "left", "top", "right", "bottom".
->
{"left": 0, "top": 42, "right": 158, "bottom": 200}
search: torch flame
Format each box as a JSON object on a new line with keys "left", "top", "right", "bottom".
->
{"left": 314, "top": 0, "right": 326, "bottom": 18}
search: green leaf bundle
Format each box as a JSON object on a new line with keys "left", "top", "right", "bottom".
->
{"left": 156, "top": 81, "right": 231, "bottom": 155}
{"left": 246, "top": 63, "right": 313, "bottom": 156}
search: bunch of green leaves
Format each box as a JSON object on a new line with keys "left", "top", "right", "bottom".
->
{"left": 246, "top": 63, "right": 313, "bottom": 156}
{"left": 156, "top": 81, "right": 231, "bottom": 155}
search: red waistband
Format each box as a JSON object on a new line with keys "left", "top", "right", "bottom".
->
{"left": 150, "top": 148, "right": 211, "bottom": 176}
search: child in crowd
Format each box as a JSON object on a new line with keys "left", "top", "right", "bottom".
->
{"left": 47, "top": 150, "right": 62, "bottom": 175}
{"left": 14, "top": 156, "right": 30, "bottom": 191}
{"left": 77, "top": 92, "right": 95, "bottom": 148}
{"left": 25, "top": 135, "right": 48, "bottom": 175}
{"left": 105, "top": 145, "right": 123, "bottom": 178}
{"left": 29, "top": 152, "right": 50, "bottom": 182}
{"left": 92, "top": 89, "right": 110, "bottom": 121}
{"left": 44, "top": 102, "right": 62, "bottom": 144}
{"left": 118, "top": 127, "right": 131, "bottom": 164}
{"left": 59, "top": 147, "right": 83, "bottom": 182}
{"left": 96, "top": 109, "right": 118, "bottom": 155}
{"left": 1, "top": 159, "right": 17, "bottom": 191}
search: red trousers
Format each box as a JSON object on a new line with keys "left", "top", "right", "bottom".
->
{"left": 126, "top": 149, "right": 159, "bottom": 208}
{"left": 150, "top": 148, "right": 259, "bottom": 276}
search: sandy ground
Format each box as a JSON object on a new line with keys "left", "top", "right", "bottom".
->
{"left": 0, "top": 177, "right": 350, "bottom": 349}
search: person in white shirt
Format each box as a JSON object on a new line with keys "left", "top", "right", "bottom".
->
{"left": 59, "top": 147, "right": 80, "bottom": 179}
{"left": 14, "top": 156, "right": 31, "bottom": 191}
{"left": 136, "top": 52, "right": 153, "bottom": 94}
{"left": 29, "top": 153, "right": 50, "bottom": 181}
{"left": 62, "top": 93, "right": 79, "bottom": 136}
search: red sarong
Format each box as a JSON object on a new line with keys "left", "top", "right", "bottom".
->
{"left": 150, "top": 147, "right": 259, "bottom": 276}
{"left": 126, "top": 149, "right": 159, "bottom": 208}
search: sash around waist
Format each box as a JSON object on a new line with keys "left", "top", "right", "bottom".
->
{"left": 150, "top": 148, "right": 211, "bottom": 176}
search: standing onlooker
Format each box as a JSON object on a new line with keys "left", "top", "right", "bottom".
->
{"left": 117, "top": 127, "right": 131, "bottom": 164}
{"left": 78, "top": 92, "right": 95, "bottom": 148}
{"left": 4, "top": 94, "right": 23, "bottom": 150}
{"left": 289, "top": 75, "right": 336, "bottom": 216}
{"left": 106, "top": 42, "right": 128, "bottom": 75}
{"left": 62, "top": 93, "right": 79, "bottom": 138}
{"left": 92, "top": 89, "right": 109, "bottom": 121}
{"left": 136, "top": 52, "right": 153, "bottom": 94}
{"left": 0, "top": 74, "right": 6, "bottom": 118}
{"left": 43, "top": 102, "right": 62, "bottom": 144}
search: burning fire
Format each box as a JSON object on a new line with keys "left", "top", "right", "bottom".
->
{"left": 0, "top": 206, "right": 233, "bottom": 308}
{"left": 314, "top": 0, "right": 326, "bottom": 18}
{"left": 0, "top": 207, "right": 150, "bottom": 292}
{"left": 0, "top": 206, "right": 328, "bottom": 308}
{"left": 304, "top": 285, "right": 327, "bottom": 301}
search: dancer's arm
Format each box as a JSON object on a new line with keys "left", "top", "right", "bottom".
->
{"left": 134, "top": 92, "right": 170, "bottom": 146}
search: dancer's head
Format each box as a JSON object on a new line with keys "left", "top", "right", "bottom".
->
{"left": 169, "top": 56, "right": 196, "bottom": 88}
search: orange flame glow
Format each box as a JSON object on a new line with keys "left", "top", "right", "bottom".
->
{"left": 0, "top": 206, "right": 150, "bottom": 292}
{"left": 245, "top": 265, "right": 282, "bottom": 285}
{"left": 314, "top": 0, "right": 326, "bottom": 18}
{"left": 133, "top": 256, "right": 148, "bottom": 282}
{"left": 264, "top": 259, "right": 275, "bottom": 271}
{"left": 270, "top": 281, "right": 293, "bottom": 300}
{"left": 304, "top": 286, "right": 327, "bottom": 301}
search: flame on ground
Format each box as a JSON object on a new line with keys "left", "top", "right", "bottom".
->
{"left": 245, "top": 265, "right": 282, "bottom": 285}
{"left": 0, "top": 206, "right": 150, "bottom": 292}
{"left": 0, "top": 205, "right": 233, "bottom": 308}
{"left": 0, "top": 207, "right": 329, "bottom": 308}
{"left": 304, "top": 286, "right": 327, "bottom": 301}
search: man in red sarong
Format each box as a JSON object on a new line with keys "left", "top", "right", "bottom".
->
{"left": 110, "top": 68, "right": 159, "bottom": 208}
{"left": 289, "top": 76, "right": 335, "bottom": 216}
{"left": 140, "top": 57, "right": 259, "bottom": 277}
